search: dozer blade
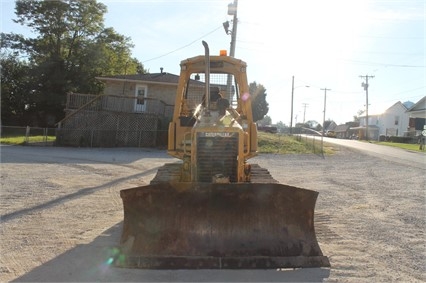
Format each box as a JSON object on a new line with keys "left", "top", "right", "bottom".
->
{"left": 116, "top": 183, "right": 330, "bottom": 269}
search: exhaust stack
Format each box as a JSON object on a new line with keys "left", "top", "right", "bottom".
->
{"left": 202, "top": 40, "right": 211, "bottom": 111}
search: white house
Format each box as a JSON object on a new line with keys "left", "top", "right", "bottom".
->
{"left": 377, "top": 101, "right": 410, "bottom": 137}
{"left": 357, "top": 101, "right": 410, "bottom": 140}
{"left": 406, "top": 96, "right": 426, "bottom": 136}
{"left": 356, "top": 114, "right": 381, "bottom": 140}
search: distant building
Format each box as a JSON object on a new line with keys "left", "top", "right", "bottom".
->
{"left": 406, "top": 96, "right": 426, "bottom": 137}
{"left": 355, "top": 114, "right": 381, "bottom": 140}
{"left": 377, "top": 101, "right": 410, "bottom": 137}
{"left": 334, "top": 124, "right": 350, "bottom": 139}
{"left": 353, "top": 101, "right": 411, "bottom": 140}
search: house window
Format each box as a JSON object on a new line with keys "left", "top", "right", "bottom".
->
{"left": 135, "top": 85, "right": 147, "bottom": 112}
{"left": 394, "top": 116, "right": 399, "bottom": 126}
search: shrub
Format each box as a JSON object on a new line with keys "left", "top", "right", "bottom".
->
{"left": 388, "top": 136, "right": 412, "bottom": 143}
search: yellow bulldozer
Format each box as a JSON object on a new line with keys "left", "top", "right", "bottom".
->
{"left": 117, "top": 41, "right": 329, "bottom": 269}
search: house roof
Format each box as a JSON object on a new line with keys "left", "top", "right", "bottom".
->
{"left": 403, "top": 101, "right": 414, "bottom": 109}
{"left": 406, "top": 96, "right": 426, "bottom": 119}
{"left": 385, "top": 101, "right": 408, "bottom": 112}
{"left": 334, "top": 124, "right": 350, "bottom": 132}
{"left": 359, "top": 101, "right": 409, "bottom": 118}
{"left": 96, "top": 72, "right": 181, "bottom": 85}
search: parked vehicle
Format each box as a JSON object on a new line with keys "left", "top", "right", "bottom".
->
{"left": 326, "top": 130, "right": 336, "bottom": 138}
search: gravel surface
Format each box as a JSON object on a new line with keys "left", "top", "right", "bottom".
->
{"left": 0, "top": 144, "right": 424, "bottom": 282}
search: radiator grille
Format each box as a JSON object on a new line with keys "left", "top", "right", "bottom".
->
{"left": 196, "top": 133, "right": 238, "bottom": 182}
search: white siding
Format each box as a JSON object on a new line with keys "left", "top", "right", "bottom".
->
{"left": 359, "top": 101, "right": 409, "bottom": 138}
{"left": 378, "top": 102, "right": 409, "bottom": 137}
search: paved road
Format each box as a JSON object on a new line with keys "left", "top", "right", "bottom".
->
{"left": 320, "top": 136, "right": 425, "bottom": 169}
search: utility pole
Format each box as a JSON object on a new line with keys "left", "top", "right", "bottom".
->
{"left": 224, "top": 0, "right": 238, "bottom": 102}
{"left": 320, "top": 88, "right": 331, "bottom": 157}
{"left": 289, "top": 77, "right": 309, "bottom": 135}
{"left": 302, "top": 103, "right": 309, "bottom": 123}
{"left": 229, "top": 0, "right": 238, "bottom": 58}
{"left": 290, "top": 76, "right": 294, "bottom": 134}
{"left": 359, "top": 75, "right": 374, "bottom": 140}
{"left": 320, "top": 88, "right": 331, "bottom": 137}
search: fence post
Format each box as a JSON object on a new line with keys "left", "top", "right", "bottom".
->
{"left": 25, "top": 126, "right": 30, "bottom": 143}
{"left": 43, "top": 128, "right": 47, "bottom": 144}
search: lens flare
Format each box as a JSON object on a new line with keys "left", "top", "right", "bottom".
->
{"left": 104, "top": 247, "right": 123, "bottom": 266}
{"left": 242, "top": 92, "right": 250, "bottom": 101}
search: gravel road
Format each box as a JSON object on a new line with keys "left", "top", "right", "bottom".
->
{"left": 0, "top": 144, "right": 424, "bottom": 282}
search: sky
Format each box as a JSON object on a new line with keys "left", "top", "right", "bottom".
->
{"left": 1, "top": 0, "right": 425, "bottom": 125}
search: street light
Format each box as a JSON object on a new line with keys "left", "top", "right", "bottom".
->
{"left": 290, "top": 76, "right": 309, "bottom": 135}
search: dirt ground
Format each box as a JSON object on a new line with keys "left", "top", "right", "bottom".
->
{"left": 0, "top": 144, "right": 424, "bottom": 282}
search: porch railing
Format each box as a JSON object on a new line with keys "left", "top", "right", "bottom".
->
{"left": 58, "top": 92, "right": 174, "bottom": 127}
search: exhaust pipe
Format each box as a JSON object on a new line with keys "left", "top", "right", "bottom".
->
{"left": 202, "top": 41, "right": 210, "bottom": 111}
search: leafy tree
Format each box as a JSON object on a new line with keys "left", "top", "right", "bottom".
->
{"left": 1, "top": 0, "right": 146, "bottom": 126}
{"left": 275, "top": 121, "right": 288, "bottom": 133}
{"left": 0, "top": 53, "right": 35, "bottom": 125}
{"left": 257, "top": 115, "right": 272, "bottom": 126}
{"left": 353, "top": 109, "right": 364, "bottom": 122}
{"left": 249, "top": 81, "right": 269, "bottom": 122}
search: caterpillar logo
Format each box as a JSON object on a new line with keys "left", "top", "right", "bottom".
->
{"left": 202, "top": 132, "right": 235, "bottom": 137}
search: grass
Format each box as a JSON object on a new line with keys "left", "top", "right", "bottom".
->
{"left": 370, "top": 141, "right": 425, "bottom": 152}
{"left": 0, "top": 135, "right": 56, "bottom": 145}
{"left": 0, "top": 132, "right": 333, "bottom": 154}
{"left": 1, "top": 132, "right": 335, "bottom": 155}
{"left": 257, "top": 132, "right": 335, "bottom": 155}
{"left": 3, "top": 132, "right": 421, "bottom": 154}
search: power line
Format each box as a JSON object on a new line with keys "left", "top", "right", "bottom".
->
{"left": 141, "top": 25, "right": 222, "bottom": 63}
{"left": 389, "top": 86, "right": 426, "bottom": 97}
{"left": 341, "top": 59, "right": 425, "bottom": 68}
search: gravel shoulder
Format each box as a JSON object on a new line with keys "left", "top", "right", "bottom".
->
{"left": 0, "top": 144, "right": 425, "bottom": 282}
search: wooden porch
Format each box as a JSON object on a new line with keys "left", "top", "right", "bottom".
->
{"left": 56, "top": 93, "right": 174, "bottom": 147}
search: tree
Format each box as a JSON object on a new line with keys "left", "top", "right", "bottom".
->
{"left": 249, "top": 81, "right": 269, "bottom": 122}
{"left": 1, "top": 0, "right": 146, "bottom": 126}
{"left": 353, "top": 109, "right": 364, "bottom": 122}
{"left": 257, "top": 115, "right": 272, "bottom": 126}
{"left": 0, "top": 53, "right": 35, "bottom": 125}
{"left": 275, "top": 121, "right": 288, "bottom": 133}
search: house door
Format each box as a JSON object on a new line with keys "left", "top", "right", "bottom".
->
{"left": 135, "top": 85, "right": 147, "bottom": 112}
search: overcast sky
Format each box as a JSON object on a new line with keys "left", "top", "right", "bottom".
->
{"left": 1, "top": 0, "right": 425, "bottom": 125}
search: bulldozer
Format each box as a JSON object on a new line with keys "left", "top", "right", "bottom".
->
{"left": 117, "top": 41, "right": 330, "bottom": 269}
